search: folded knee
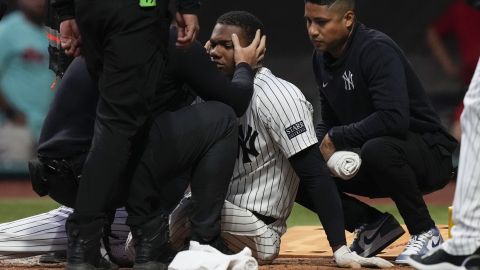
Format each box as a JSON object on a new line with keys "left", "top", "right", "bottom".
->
{"left": 360, "top": 137, "right": 399, "bottom": 168}
{"left": 256, "top": 252, "right": 278, "bottom": 265}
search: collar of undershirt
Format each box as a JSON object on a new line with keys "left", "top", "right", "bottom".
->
{"left": 323, "top": 21, "right": 360, "bottom": 70}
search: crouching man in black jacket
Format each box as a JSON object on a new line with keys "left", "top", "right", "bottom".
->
{"left": 303, "top": 0, "right": 457, "bottom": 264}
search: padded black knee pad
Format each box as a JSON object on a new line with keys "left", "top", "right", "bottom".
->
{"left": 29, "top": 158, "right": 49, "bottom": 197}
{"left": 28, "top": 158, "right": 79, "bottom": 208}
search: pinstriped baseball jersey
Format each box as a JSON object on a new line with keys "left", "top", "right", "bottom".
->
{"left": 226, "top": 67, "right": 318, "bottom": 235}
{"left": 444, "top": 58, "right": 480, "bottom": 256}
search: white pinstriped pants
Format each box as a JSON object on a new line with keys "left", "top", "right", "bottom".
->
{"left": 0, "top": 206, "right": 130, "bottom": 263}
{"left": 169, "top": 197, "right": 282, "bottom": 264}
{"left": 444, "top": 59, "right": 480, "bottom": 256}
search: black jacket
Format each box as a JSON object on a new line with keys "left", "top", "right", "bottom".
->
{"left": 313, "top": 23, "right": 457, "bottom": 151}
{"left": 51, "top": 0, "right": 200, "bottom": 22}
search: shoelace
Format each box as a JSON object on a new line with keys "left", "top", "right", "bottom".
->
{"left": 404, "top": 231, "right": 433, "bottom": 253}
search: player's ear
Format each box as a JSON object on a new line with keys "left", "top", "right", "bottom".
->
{"left": 343, "top": 10, "right": 355, "bottom": 29}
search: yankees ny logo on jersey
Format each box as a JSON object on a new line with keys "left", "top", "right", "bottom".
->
{"left": 228, "top": 67, "right": 318, "bottom": 236}
{"left": 238, "top": 124, "right": 259, "bottom": 163}
{"left": 343, "top": 70, "right": 355, "bottom": 91}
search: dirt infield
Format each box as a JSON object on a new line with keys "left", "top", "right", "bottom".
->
{"left": 2, "top": 224, "right": 444, "bottom": 270}
{"left": 263, "top": 258, "right": 412, "bottom": 269}
{"left": 0, "top": 180, "right": 38, "bottom": 198}
{"left": 0, "top": 257, "right": 413, "bottom": 270}
{"left": 0, "top": 180, "right": 454, "bottom": 269}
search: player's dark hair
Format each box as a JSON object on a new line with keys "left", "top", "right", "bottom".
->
{"left": 305, "top": 0, "right": 355, "bottom": 13}
{"left": 216, "top": 11, "right": 264, "bottom": 43}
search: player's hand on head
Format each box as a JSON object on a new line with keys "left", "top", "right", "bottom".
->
{"left": 232, "top": 29, "right": 267, "bottom": 68}
{"left": 204, "top": 40, "right": 212, "bottom": 53}
{"left": 59, "top": 19, "right": 82, "bottom": 57}
{"left": 176, "top": 12, "right": 200, "bottom": 49}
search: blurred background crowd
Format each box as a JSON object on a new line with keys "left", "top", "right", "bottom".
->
{"left": 0, "top": 0, "right": 479, "bottom": 177}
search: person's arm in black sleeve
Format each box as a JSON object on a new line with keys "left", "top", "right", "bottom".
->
{"left": 177, "top": 0, "right": 200, "bottom": 15}
{"left": 329, "top": 43, "right": 409, "bottom": 150}
{"left": 175, "top": 41, "right": 254, "bottom": 116}
{"left": 316, "top": 90, "right": 339, "bottom": 141}
{"left": 312, "top": 50, "right": 339, "bottom": 142}
{"left": 290, "top": 144, "right": 346, "bottom": 249}
{"left": 50, "top": 0, "right": 74, "bottom": 22}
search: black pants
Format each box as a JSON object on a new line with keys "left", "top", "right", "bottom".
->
{"left": 338, "top": 132, "right": 453, "bottom": 235}
{"left": 69, "top": 0, "right": 170, "bottom": 223}
{"left": 127, "top": 101, "right": 238, "bottom": 242}
{"left": 38, "top": 57, "right": 97, "bottom": 158}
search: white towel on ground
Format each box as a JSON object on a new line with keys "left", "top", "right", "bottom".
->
{"left": 326, "top": 151, "right": 362, "bottom": 180}
{"left": 168, "top": 241, "right": 258, "bottom": 270}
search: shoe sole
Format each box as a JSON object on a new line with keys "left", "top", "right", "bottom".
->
{"left": 406, "top": 256, "right": 465, "bottom": 270}
{"left": 133, "top": 261, "right": 168, "bottom": 270}
{"left": 357, "top": 225, "right": 405, "bottom": 257}
{"left": 39, "top": 256, "right": 66, "bottom": 264}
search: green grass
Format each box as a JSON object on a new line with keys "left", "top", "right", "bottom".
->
{"left": 287, "top": 203, "right": 449, "bottom": 227}
{"left": 0, "top": 199, "right": 449, "bottom": 227}
{"left": 0, "top": 198, "right": 60, "bottom": 223}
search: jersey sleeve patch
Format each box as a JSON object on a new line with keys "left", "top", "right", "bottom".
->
{"left": 285, "top": 121, "right": 307, "bottom": 140}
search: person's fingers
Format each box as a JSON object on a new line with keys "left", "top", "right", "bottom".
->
{"left": 257, "top": 53, "right": 265, "bottom": 63}
{"left": 60, "top": 38, "right": 72, "bottom": 51}
{"left": 256, "top": 35, "right": 267, "bottom": 56}
{"left": 260, "top": 47, "right": 267, "bottom": 58}
{"left": 176, "top": 14, "right": 198, "bottom": 48}
{"left": 189, "top": 27, "right": 199, "bottom": 42}
{"left": 63, "top": 39, "right": 76, "bottom": 56}
{"left": 72, "top": 21, "right": 81, "bottom": 38}
{"left": 176, "top": 26, "right": 197, "bottom": 47}
{"left": 175, "top": 12, "right": 186, "bottom": 27}
{"left": 248, "top": 29, "right": 261, "bottom": 49}
{"left": 232, "top": 33, "right": 241, "bottom": 50}
{"left": 204, "top": 40, "right": 212, "bottom": 52}
{"left": 63, "top": 38, "right": 80, "bottom": 56}
{"left": 178, "top": 26, "right": 186, "bottom": 38}
{"left": 176, "top": 40, "right": 189, "bottom": 48}
{"left": 176, "top": 27, "right": 187, "bottom": 47}
{"left": 65, "top": 47, "right": 75, "bottom": 56}
{"left": 181, "top": 25, "right": 195, "bottom": 42}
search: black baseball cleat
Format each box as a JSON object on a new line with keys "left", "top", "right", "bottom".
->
{"left": 407, "top": 247, "right": 470, "bottom": 270}
{"left": 463, "top": 255, "right": 480, "bottom": 270}
{"left": 463, "top": 247, "right": 480, "bottom": 270}
{"left": 131, "top": 214, "right": 175, "bottom": 270}
{"left": 349, "top": 212, "right": 405, "bottom": 257}
{"left": 66, "top": 219, "right": 113, "bottom": 270}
